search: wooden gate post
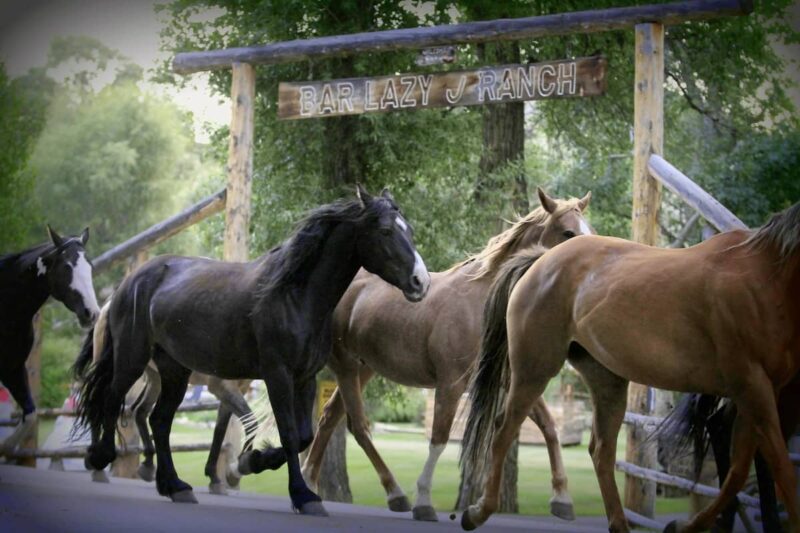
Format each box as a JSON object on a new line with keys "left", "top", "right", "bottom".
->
{"left": 625, "top": 22, "right": 664, "bottom": 518}
{"left": 217, "top": 61, "right": 255, "bottom": 485}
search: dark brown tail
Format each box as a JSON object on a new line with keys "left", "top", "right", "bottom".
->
{"left": 460, "top": 247, "right": 546, "bottom": 471}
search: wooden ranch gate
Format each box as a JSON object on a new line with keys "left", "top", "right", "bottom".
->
{"left": 8, "top": 0, "right": 766, "bottom": 526}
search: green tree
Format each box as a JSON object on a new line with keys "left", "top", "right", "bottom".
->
{"left": 0, "top": 65, "right": 54, "bottom": 251}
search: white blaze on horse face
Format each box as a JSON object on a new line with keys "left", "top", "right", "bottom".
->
{"left": 395, "top": 216, "right": 408, "bottom": 232}
{"left": 579, "top": 218, "right": 592, "bottom": 235}
{"left": 36, "top": 257, "right": 46, "bottom": 276}
{"left": 71, "top": 251, "right": 100, "bottom": 315}
{"left": 413, "top": 250, "right": 431, "bottom": 293}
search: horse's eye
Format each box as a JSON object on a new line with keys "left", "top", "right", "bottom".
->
{"left": 379, "top": 227, "right": 393, "bottom": 236}
{"left": 563, "top": 230, "right": 576, "bottom": 239}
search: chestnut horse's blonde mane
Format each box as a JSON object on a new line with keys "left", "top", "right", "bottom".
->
{"left": 742, "top": 201, "right": 800, "bottom": 265}
{"left": 450, "top": 197, "right": 585, "bottom": 281}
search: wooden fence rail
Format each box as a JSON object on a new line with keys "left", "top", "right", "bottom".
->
{"left": 647, "top": 154, "right": 748, "bottom": 233}
{"left": 3, "top": 442, "right": 213, "bottom": 461}
{"left": 1, "top": 401, "right": 221, "bottom": 426}
{"left": 173, "top": 0, "right": 751, "bottom": 73}
{"left": 93, "top": 188, "right": 226, "bottom": 273}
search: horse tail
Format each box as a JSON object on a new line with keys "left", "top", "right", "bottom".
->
{"left": 72, "top": 321, "right": 119, "bottom": 439}
{"left": 460, "top": 247, "right": 547, "bottom": 471}
{"left": 654, "top": 393, "right": 725, "bottom": 481}
{"left": 71, "top": 327, "right": 94, "bottom": 380}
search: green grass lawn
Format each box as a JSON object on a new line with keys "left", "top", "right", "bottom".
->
{"left": 156, "top": 422, "right": 689, "bottom": 517}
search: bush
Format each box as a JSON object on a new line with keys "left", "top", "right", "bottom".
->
{"left": 363, "top": 376, "right": 426, "bottom": 424}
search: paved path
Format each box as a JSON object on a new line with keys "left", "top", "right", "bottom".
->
{"left": 0, "top": 464, "right": 618, "bottom": 533}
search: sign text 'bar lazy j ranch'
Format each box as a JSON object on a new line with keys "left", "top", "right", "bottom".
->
{"left": 278, "top": 55, "right": 607, "bottom": 120}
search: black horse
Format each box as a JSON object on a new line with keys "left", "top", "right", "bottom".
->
{"left": 1, "top": 226, "right": 99, "bottom": 455}
{"left": 74, "top": 186, "right": 430, "bottom": 515}
{"left": 658, "top": 388, "right": 799, "bottom": 532}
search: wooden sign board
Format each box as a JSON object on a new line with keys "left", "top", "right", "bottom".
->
{"left": 278, "top": 55, "right": 606, "bottom": 120}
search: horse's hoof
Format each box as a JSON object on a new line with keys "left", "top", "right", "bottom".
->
{"left": 550, "top": 500, "right": 576, "bottom": 521}
{"left": 298, "top": 500, "right": 328, "bottom": 517}
{"left": 388, "top": 495, "right": 412, "bottom": 512}
{"left": 412, "top": 505, "right": 438, "bottom": 521}
{"left": 91, "top": 470, "right": 109, "bottom": 483}
{"left": 137, "top": 463, "right": 155, "bottom": 482}
{"left": 461, "top": 510, "right": 479, "bottom": 531}
{"left": 226, "top": 464, "right": 242, "bottom": 489}
{"left": 237, "top": 452, "right": 253, "bottom": 476}
{"left": 170, "top": 489, "right": 198, "bottom": 504}
{"left": 664, "top": 520, "right": 688, "bottom": 533}
{"left": 209, "top": 482, "right": 227, "bottom": 496}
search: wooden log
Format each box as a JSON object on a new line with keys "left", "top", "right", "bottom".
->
{"left": 173, "top": 0, "right": 752, "bottom": 74}
{"left": 624, "top": 508, "right": 668, "bottom": 530}
{"left": 648, "top": 155, "right": 748, "bottom": 232}
{"left": 6, "top": 401, "right": 221, "bottom": 421}
{"left": 92, "top": 188, "right": 226, "bottom": 273}
{"left": 3, "top": 442, "right": 213, "bottom": 460}
{"left": 623, "top": 411, "right": 664, "bottom": 428}
{"left": 626, "top": 22, "right": 664, "bottom": 519}
{"left": 223, "top": 63, "right": 255, "bottom": 263}
{"left": 616, "top": 460, "right": 761, "bottom": 508}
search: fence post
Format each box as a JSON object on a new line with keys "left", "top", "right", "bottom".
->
{"left": 626, "top": 21, "right": 664, "bottom": 518}
{"left": 217, "top": 61, "right": 255, "bottom": 485}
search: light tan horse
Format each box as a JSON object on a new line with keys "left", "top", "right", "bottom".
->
{"left": 460, "top": 201, "right": 800, "bottom": 532}
{"left": 301, "top": 188, "right": 593, "bottom": 521}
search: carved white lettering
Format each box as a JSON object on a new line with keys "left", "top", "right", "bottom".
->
{"left": 539, "top": 65, "right": 557, "bottom": 97}
{"left": 477, "top": 70, "right": 496, "bottom": 102}
{"left": 517, "top": 66, "right": 536, "bottom": 99}
{"left": 364, "top": 80, "right": 380, "bottom": 111}
{"left": 445, "top": 76, "right": 466, "bottom": 104}
{"left": 417, "top": 75, "right": 433, "bottom": 106}
{"left": 497, "top": 68, "right": 515, "bottom": 100}
{"left": 400, "top": 76, "right": 417, "bottom": 108}
{"left": 299, "top": 87, "right": 316, "bottom": 116}
{"left": 558, "top": 62, "right": 577, "bottom": 96}
{"left": 337, "top": 82, "right": 354, "bottom": 112}
{"left": 319, "top": 84, "right": 336, "bottom": 114}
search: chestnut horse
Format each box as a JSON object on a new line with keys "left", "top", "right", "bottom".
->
{"left": 302, "top": 188, "right": 592, "bottom": 521}
{"left": 461, "top": 201, "right": 800, "bottom": 532}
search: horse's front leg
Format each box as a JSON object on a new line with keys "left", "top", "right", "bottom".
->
{"left": 0, "top": 363, "right": 37, "bottom": 456}
{"left": 258, "top": 367, "right": 327, "bottom": 516}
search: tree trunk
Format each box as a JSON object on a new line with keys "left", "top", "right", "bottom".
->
{"left": 456, "top": 39, "right": 525, "bottom": 514}
{"left": 473, "top": 40, "right": 529, "bottom": 216}
{"left": 317, "top": 419, "right": 352, "bottom": 502}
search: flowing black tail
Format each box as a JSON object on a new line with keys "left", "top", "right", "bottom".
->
{"left": 71, "top": 327, "right": 94, "bottom": 381}
{"left": 72, "top": 321, "right": 119, "bottom": 440}
{"left": 460, "top": 247, "right": 546, "bottom": 471}
{"left": 654, "top": 393, "right": 725, "bottom": 481}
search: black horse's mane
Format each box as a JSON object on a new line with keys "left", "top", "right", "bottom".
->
{"left": 256, "top": 197, "right": 396, "bottom": 295}
{"left": 0, "top": 243, "right": 53, "bottom": 275}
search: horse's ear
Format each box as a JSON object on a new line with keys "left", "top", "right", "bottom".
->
{"left": 578, "top": 191, "right": 592, "bottom": 211}
{"left": 47, "top": 224, "right": 65, "bottom": 247}
{"left": 537, "top": 187, "right": 558, "bottom": 214}
{"left": 380, "top": 187, "right": 395, "bottom": 203}
{"left": 80, "top": 227, "right": 90, "bottom": 245}
{"left": 356, "top": 183, "right": 372, "bottom": 207}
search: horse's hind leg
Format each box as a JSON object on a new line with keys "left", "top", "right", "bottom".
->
{"left": 149, "top": 350, "right": 194, "bottom": 503}
{"left": 568, "top": 348, "right": 630, "bottom": 533}
{"left": 675, "top": 375, "right": 798, "bottom": 533}
{"left": 205, "top": 377, "right": 253, "bottom": 491}
{"left": 134, "top": 365, "right": 160, "bottom": 483}
{"left": 528, "top": 396, "right": 575, "bottom": 521}
{"left": 301, "top": 385, "right": 347, "bottom": 492}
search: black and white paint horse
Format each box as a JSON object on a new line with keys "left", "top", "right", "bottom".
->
{"left": 75, "top": 186, "right": 430, "bottom": 516}
{"left": 1, "top": 226, "right": 99, "bottom": 455}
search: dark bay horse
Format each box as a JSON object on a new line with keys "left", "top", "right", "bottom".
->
{"left": 461, "top": 201, "right": 800, "bottom": 532}
{"left": 1, "top": 226, "right": 99, "bottom": 455}
{"left": 301, "top": 188, "right": 592, "bottom": 521}
{"left": 74, "top": 186, "right": 430, "bottom": 516}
